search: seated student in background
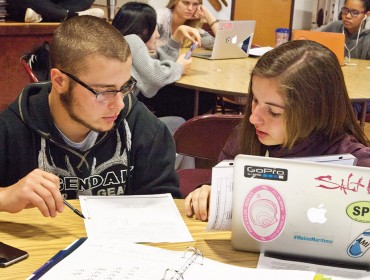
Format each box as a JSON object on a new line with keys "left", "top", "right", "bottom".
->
{"left": 151, "top": 0, "right": 218, "bottom": 120}
{"left": 6, "top": 0, "right": 104, "bottom": 23}
{"left": 184, "top": 40, "right": 370, "bottom": 221}
{"left": 0, "top": 15, "right": 181, "bottom": 218}
{"left": 156, "top": 0, "right": 219, "bottom": 50}
{"left": 322, "top": 0, "right": 370, "bottom": 120}
{"left": 321, "top": 0, "right": 370, "bottom": 60}
{"left": 112, "top": 2, "right": 200, "bottom": 101}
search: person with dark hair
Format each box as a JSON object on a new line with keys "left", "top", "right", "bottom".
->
{"left": 112, "top": 2, "right": 215, "bottom": 121}
{"left": 184, "top": 40, "right": 370, "bottom": 221}
{"left": 112, "top": 2, "right": 200, "bottom": 99}
{"left": 0, "top": 15, "right": 181, "bottom": 217}
{"left": 6, "top": 0, "right": 104, "bottom": 23}
{"left": 322, "top": 0, "right": 370, "bottom": 120}
{"left": 322, "top": 0, "right": 370, "bottom": 60}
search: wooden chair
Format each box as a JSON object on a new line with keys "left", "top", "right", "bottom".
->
{"left": 20, "top": 58, "right": 39, "bottom": 83}
{"left": 217, "top": 95, "right": 247, "bottom": 114}
{"left": 173, "top": 114, "right": 243, "bottom": 197}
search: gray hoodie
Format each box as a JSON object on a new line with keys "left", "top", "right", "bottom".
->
{"left": 322, "top": 19, "right": 370, "bottom": 60}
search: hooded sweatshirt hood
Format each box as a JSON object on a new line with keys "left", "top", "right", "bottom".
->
{"left": 321, "top": 19, "right": 370, "bottom": 59}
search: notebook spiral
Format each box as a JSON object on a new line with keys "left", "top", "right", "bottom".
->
{"left": 162, "top": 247, "right": 204, "bottom": 280}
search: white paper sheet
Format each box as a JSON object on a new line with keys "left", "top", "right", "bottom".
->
{"left": 258, "top": 253, "right": 370, "bottom": 280}
{"left": 249, "top": 46, "right": 274, "bottom": 57}
{"left": 206, "top": 160, "right": 234, "bottom": 231}
{"left": 40, "top": 239, "right": 316, "bottom": 280}
{"left": 79, "top": 194, "right": 193, "bottom": 242}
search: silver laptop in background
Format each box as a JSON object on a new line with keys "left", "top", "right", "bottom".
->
{"left": 231, "top": 154, "right": 370, "bottom": 269}
{"left": 193, "top": 20, "right": 256, "bottom": 60}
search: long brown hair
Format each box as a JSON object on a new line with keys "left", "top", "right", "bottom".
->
{"left": 166, "top": 0, "right": 204, "bottom": 46}
{"left": 239, "top": 40, "right": 369, "bottom": 155}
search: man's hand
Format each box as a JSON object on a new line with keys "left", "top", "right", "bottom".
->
{"left": 0, "top": 169, "right": 64, "bottom": 217}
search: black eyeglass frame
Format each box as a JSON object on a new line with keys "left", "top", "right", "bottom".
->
{"left": 341, "top": 7, "right": 366, "bottom": 18}
{"left": 59, "top": 69, "right": 137, "bottom": 103}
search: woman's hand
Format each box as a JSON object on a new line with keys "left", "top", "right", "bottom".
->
{"left": 193, "top": 5, "right": 219, "bottom": 35}
{"left": 172, "top": 25, "right": 201, "bottom": 46}
{"left": 193, "top": 5, "right": 215, "bottom": 25}
{"left": 176, "top": 53, "right": 192, "bottom": 75}
{"left": 184, "top": 184, "right": 211, "bottom": 221}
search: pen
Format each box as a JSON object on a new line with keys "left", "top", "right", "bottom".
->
{"left": 63, "top": 200, "right": 85, "bottom": 219}
{"left": 28, "top": 238, "right": 87, "bottom": 280}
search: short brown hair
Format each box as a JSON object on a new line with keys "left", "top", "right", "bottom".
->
{"left": 50, "top": 15, "right": 131, "bottom": 75}
{"left": 240, "top": 40, "right": 368, "bottom": 155}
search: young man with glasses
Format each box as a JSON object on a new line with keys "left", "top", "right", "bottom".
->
{"left": 321, "top": 0, "right": 370, "bottom": 60}
{"left": 0, "top": 16, "right": 181, "bottom": 218}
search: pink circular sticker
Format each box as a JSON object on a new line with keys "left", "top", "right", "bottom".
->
{"left": 243, "top": 185, "right": 286, "bottom": 242}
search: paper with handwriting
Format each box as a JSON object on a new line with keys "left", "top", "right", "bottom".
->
{"left": 40, "top": 239, "right": 316, "bottom": 280}
{"left": 79, "top": 194, "right": 193, "bottom": 242}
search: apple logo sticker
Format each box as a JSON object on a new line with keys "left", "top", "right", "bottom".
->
{"left": 307, "top": 204, "right": 327, "bottom": 224}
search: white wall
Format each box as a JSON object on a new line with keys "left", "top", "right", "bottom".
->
{"left": 292, "top": 0, "right": 314, "bottom": 30}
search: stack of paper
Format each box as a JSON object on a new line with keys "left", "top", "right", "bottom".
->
{"left": 35, "top": 239, "right": 317, "bottom": 280}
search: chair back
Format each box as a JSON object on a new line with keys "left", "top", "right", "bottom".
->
{"left": 174, "top": 114, "right": 243, "bottom": 197}
{"left": 20, "top": 58, "right": 39, "bottom": 83}
{"left": 174, "top": 114, "right": 243, "bottom": 162}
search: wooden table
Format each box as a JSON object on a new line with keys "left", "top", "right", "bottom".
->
{"left": 175, "top": 55, "right": 370, "bottom": 127}
{"left": 0, "top": 200, "right": 258, "bottom": 280}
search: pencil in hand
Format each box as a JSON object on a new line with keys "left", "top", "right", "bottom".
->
{"left": 63, "top": 200, "right": 86, "bottom": 219}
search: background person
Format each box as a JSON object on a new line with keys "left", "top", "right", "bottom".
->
{"left": 321, "top": 0, "right": 370, "bottom": 60}
{"left": 156, "top": 0, "right": 219, "bottom": 50}
{"left": 6, "top": 0, "right": 104, "bottom": 23}
{"left": 322, "top": 0, "right": 370, "bottom": 120}
{"left": 153, "top": 0, "right": 219, "bottom": 119}
{"left": 0, "top": 15, "right": 181, "bottom": 218}
{"left": 184, "top": 40, "right": 370, "bottom": 221}
{"left": 112, "top": 2, "right": 200, "bottom": 100}
{"left": 112, "top": 2, "right": 200, "bottom": 169}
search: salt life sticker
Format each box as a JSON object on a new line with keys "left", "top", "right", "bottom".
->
{"left": 347, "top": 229, "right": 370, "bottom": 258}
{"left": 242, "top": 185, "right": 286, "bottom": 242}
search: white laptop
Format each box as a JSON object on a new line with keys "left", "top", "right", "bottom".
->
{"left": 231, "top": 154, "right": 370, "bottom": 269}
{"left": 193, "top": 20, "right": 256, "bottom": 60}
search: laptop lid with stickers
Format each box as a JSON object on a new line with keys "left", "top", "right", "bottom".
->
{"left": 193, "top": 20, "right": 256, "bottom": 60}
{"left": 231, "top": 155, "right": 370, "bottom": 268}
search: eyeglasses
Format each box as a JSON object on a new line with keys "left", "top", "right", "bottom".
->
{"left": 180, "top": 0, "right": 200, "bottom": 8}
{"left": 60, "top": 70, "right": 136, "bottom": 103}
{"left": 341, "top": 7, "right": 366, "bottom": 18}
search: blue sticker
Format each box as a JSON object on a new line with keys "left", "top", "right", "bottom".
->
{"left": 347, "top": 229, "right": 370, "bottom": 258}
